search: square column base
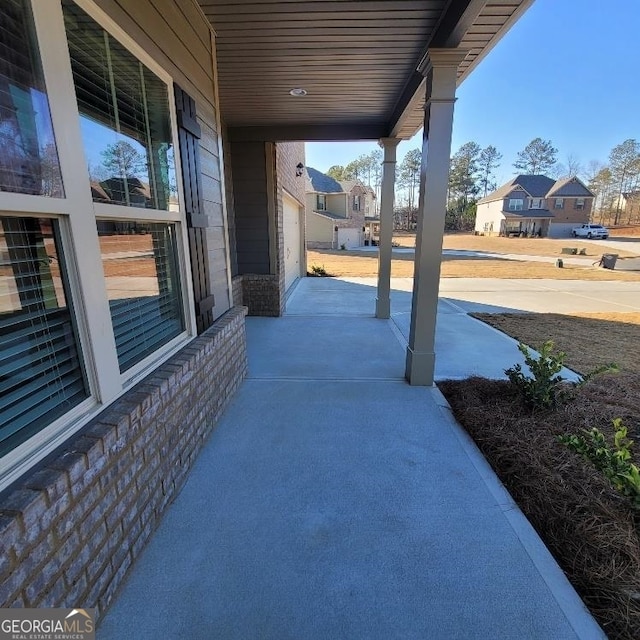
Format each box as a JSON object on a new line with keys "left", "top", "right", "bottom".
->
{"left": 405, "top": 347, "right": 436, "bottom": 386}
{"left": 375, "top": 296, "right": 390, "bottom": 319}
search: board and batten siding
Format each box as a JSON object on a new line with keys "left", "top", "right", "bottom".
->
{"left": 92, "top": 0, "right": 231, "bottom": 320}
{"left": 230, "top": 142, "right": 272, "bottom": 275}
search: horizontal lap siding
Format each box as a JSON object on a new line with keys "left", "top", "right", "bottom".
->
{"left": 94, "top": 0, "right": 231, "bottom": 320}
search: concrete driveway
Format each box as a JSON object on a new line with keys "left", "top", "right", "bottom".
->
{"left": 592, "top": 237, "right": 640, "bottom": 254}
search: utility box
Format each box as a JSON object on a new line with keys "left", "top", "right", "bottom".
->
{"left": 600, "top": 254, "right": 619, "bottom": 270}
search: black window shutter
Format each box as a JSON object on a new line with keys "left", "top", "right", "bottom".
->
{"left": 174, "top": 84, "right": 215, "bottom": 333}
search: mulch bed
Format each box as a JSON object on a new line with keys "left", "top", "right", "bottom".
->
{"left": 438, "top": 373, "right": 640, "bottom": 640}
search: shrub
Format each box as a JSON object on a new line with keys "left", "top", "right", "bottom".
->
{"left": 505, "top": 341, "right": 570, "bottom": 409}
{"left": 559, "top": 419, "right": 640, "bottom": 510}
{"left": 505, "top": 341, "right": 617, "bottom": 410}
{"left": 309, "top": 264, "right": 329, "bottom": 277}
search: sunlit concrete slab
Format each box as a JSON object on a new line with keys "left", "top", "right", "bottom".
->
{"left": 99, "top": 376, "right": 600, "bottom": 640}
{"left": 246, "top": 316, "right": 405, "bottom": 380}
{"left": 438, "top": 279, "right": 640, "bottom": 314}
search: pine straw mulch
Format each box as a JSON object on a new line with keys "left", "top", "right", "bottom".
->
{"left": 438, "top": 373, "right": 640, "bottom": 640}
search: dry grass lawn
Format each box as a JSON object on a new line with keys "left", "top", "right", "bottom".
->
{"left": 471, "top": 312, "right": 640, "bottom": 375}
{"left": 394, "top": 230, "right": 640, "bottom": 257}
{"left": 308, "top": 231, "right": 640, "bottom": 280}
{"left": 307, "top": 248, "right": 640, "bottom": 281}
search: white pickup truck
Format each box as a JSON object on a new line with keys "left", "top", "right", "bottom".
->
{"left": 571, "top": 224, "right": 609, "bottom": 239}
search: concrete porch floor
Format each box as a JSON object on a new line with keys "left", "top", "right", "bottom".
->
{"left": 98, "top": 277, "right": 605, "bottom": 639}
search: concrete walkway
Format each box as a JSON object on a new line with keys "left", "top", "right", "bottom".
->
{"left": 98, "top": 277, "right": 605, "bottom": 639}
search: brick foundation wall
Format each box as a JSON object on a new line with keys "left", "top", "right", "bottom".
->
{"left": 0, "top": 306, "right": 248, "bottom": 619}
{"left": 231, "top": 275, "right": 243, "bottom": 306}
{"left": 241, "top": 274, "right": 281, "bottom": 316}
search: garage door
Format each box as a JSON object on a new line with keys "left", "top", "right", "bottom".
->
{"left": 283, "top": 193, "right": 301, "bottom": 292}
{"left": 337, "top": 227, "right": 361, "bottom": 250}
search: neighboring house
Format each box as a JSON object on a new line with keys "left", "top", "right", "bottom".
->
{"left": 305, "top": 167, "right": 375, "bottom": 249}
{"left": 622, "top": 190, "right": 640, "bottom": 223}
{"left": 475, "top": 175, "right": 595, "bottom": 238}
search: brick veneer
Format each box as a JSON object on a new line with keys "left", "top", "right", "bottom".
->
{"left": 231, "top": 274, "right": 244, "bottom": 306}
{"left": 241, "top": 274, "right": 282, "bottom": 316}
{"left": 0, "top": 306, "right": 248, "bottom": 619}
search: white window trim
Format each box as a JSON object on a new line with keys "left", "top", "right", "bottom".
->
{"left": 508, "top": 198, "right": 523, "bottom": 211}
{"left": 0, "top": 0, "right": 198, "bottom": 492}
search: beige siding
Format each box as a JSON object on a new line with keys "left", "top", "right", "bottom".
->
{"left": 474, "top": 201, "right": 503, "bottom": 234}
{"left": 306, "top": 212, "right": 334, "bottom": 244}
{"left": 327, "top": 193, "right": 347, "bottom": 216}
{"left": 93, "top": 0, "right": 231, "bottom": 319}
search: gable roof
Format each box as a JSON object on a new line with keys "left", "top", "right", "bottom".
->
{"left": 547, "top": 176, "right": 595, "bottom": 197}
{"left": 478, "top": 174, "right": 594, "bottom": 204}
{"left": 306, "top": 167, "right": 343, "bottom": 194}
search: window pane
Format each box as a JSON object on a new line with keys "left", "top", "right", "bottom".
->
{"left": 0, "top": 217, "right": 88, "bottom": 456}
{"left": 63, "top": 1, "right": 177, "bottom": 211}
{"left": 98, "top": 221, "right": 184, "bottom": 372}
{"left": 0, "top": 0, "right": 63, "bottom": 197}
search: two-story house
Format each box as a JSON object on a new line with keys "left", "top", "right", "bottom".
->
{"left": 475, "top": 175, "right": 595, "bottom": 238}
{"left": 305, "top": 167, "right": 375, "bottom": 249}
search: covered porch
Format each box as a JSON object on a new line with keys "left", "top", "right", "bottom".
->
{"left": 3, "top": 0, "right": 598, "bottom": 630}
{"left": 98, "top": 276, "right": 602, "bottom": 638}
{"left": 212, "top": 0, "right": 535, "bottom": 385}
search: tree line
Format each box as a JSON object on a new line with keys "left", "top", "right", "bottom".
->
{"left": 320, "top": 137, "right": 640, "bottom": 230}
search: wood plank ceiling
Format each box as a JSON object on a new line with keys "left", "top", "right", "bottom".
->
{"left": 199, "top": 0, "right": 532, "bottom": 140}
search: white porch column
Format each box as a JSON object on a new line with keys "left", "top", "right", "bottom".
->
{"left": 376, "top": 137, "right": 401, "bottom": 319}
{"left": 405, "top": 49, "right": 468, "bottom": 385}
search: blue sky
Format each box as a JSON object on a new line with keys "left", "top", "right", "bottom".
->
{"left": 306, "top": 0, "right": 640, "bottom": 185}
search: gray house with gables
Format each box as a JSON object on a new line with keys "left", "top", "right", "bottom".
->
{"left": 475, "top": 174, "right": 596, "bottom": 238}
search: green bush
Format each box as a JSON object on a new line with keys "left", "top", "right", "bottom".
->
{"left": 310, "top": 264, "right": 329, "bottom": 277}
{"left": 505, "top": 341, "right": 569, "bottom": 409}
{"left": 505, "top": 341, "right": 616, "bottom": 410}
{"left": 559, "top": 420, "right": 640, "bottom": 510}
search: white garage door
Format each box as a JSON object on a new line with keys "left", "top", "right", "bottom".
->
{"left": 283, "top": 193, "right": 301, "bottom": 292}
{"left": 337, "top": 227, "right": 361, "bottom": 249}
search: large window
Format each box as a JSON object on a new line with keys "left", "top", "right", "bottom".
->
{"left": 61, "top": 0, "right": 187, "bottom": 373}
{"left": 63, "top": 0, "right": 177, "bottom": 210}
{"left": 0, "top": 216, "right": 88, "bottom": 455}
{"left": 0, "top": 0, "right": 194, "bottom": 487}
{"left": 508, "top": 198, "right": 523, "bottom": 211}
{"left": 0, "top": 0, "right": 63, "bottom": 196}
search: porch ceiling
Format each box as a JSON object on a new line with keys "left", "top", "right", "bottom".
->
{"left": 199, "top": 0, "right": 533, "bottom": 141}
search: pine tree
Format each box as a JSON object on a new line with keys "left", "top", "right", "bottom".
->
{"left": 513, "top": 138, "right": 558, "bottom": 175}
{"left": 477, "top": 145, "right": 502, "bottom": 197}
{"left": 608, "top": 139, "right": 640, "bottom": 225}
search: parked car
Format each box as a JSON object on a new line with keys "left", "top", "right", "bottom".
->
{"left": 572, "top": 224, "right": 609, "bottom": 239}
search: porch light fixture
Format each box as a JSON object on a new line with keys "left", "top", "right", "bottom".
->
{"left": 289, "top": 88, "right": 307, "bottom": 97}
{"left": 296, "top": 162, "right": 304, "bottom": 177}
